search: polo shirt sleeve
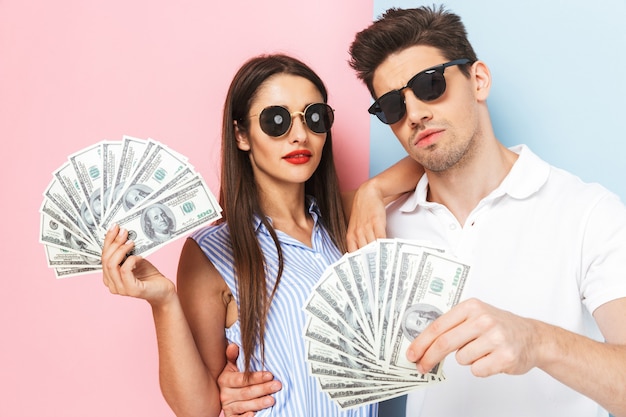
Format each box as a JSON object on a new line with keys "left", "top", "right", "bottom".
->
{"left": 580, "top": 192, "right": 626, "bottom": 313}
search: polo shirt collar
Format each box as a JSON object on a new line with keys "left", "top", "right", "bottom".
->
{"left": 399, "top": 144, "right": 550, "bottom": 212}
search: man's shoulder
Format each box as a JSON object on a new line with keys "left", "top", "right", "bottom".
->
{"left": 546, "top": 164, "right": 618, "bottom": 204}
{"left": 516, "top": 145, "right": 619, "bottom": 205}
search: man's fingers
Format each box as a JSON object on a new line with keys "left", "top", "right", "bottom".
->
{"left": 222, "top": 371, "right": 275, "bottom": 389}
{"left": 406, "top": 301, "right": 472, "bottom": 371}
{"left": 224, "top": 379, "right": 281, "bottom": 401}
{"left": 218, "top": 342, "right": 281, "bottom": 416}
{"left": 220, "top": 379, "right": 281, "bottom": 416}
{"left": 225, "top": 343, "right": 240, "bottom": 363}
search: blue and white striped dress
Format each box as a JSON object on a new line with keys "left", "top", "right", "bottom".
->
{"left": 191, "top": 198, "right": 377, "bottom": 417}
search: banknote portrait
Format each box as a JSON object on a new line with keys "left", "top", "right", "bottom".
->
{"left": 63, "top": 228, "right": 100, "bottom": 265}
{"left": 122, "top": 184, "right": 153, "bottom": 211}
{"left": 141, "top": 203, "right": 176, "bottom": 243}
{"left": 401, "top": 303, "right": 442, "bottom": 340}
{"left": 80, "top": 201, "right": 96, "bottom": 230}
{"left": 88, "top": 188, "right": 102, "bottom": 224}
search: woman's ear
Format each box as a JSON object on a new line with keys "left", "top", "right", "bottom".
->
{"left": 234, "top": 120, "right": 251, "bottom": 151}
{"left": 472, "top": 60, "right": 492, "bottom": 102}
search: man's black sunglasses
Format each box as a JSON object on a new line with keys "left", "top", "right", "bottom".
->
{"left": 368, "top": 58, "right": 471, "bottom": 125}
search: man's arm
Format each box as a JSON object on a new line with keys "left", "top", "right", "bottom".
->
{"left": 218, "top": 344, "right": 282, "bottom": 417}
{"left": 406, "top": 297, "right": 626, "bottom": 417}
{"left": 545, "top": 298, "right": 626, "bottom": 417}
{"left": 344, "top": 156, "right": 423, "bottom": 252}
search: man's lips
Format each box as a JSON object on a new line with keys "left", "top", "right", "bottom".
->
{"left": 414, "top": 129, "right": 444, "bottom": 147}
{"left": 283, "top": 150, "right": 312, "bottom": 164}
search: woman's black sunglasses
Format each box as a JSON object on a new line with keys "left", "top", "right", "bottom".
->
{"left": 368, "top": 58, "right": 471, "bottom": 125}
{"left": 250, "top": 103, "right": 334, "bottom": 137}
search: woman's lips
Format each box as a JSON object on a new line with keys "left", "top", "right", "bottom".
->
{"left": 283, "top": 150, "right": 312, "bottom": 164}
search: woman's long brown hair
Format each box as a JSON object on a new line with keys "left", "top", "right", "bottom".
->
{"left": 218, "top": 54, "right": 347, "bottom": 374}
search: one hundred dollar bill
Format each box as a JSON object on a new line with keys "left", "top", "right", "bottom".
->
{"left": 40, "top": 211, "right": 102, "bottom": 258}
{"left": 40, "top": 197, "right": 94, "bottom": 245}
{"left": 53, "top": 162, "right": 104, "bottom": 245}
{"left": 316, "top": 375, "right": 414, "bottom": 391}
{"left": 115, "top": 177, "right": 221, "bottom": 257}
{"left": 309, "top": 361, "right": 429, "bottom": 385}
{"left": 105, "top": 137, "right": 155, "bottom": 224}
{"left": 304, "top": 284, "right": 373, "bottom": 351}
{"left": 101, "top": 140, "right": 122, "bottom": 219}
{"left": 305, "top": 342, "right": 387, "bottom": 376}
{"left": 69, "top": 142, "right": 104, "bottom": 228}
{"left": 383, "top": 240, "right": 446, "bottom": 363}
{"left": 54, "top": 266, "right": 101, "bottom": 279}
{"left": 44, "top": 244, "right": 101, "bottom": 268}
{"left": 333, "top": 385, "right": 417, "bottom": 410}
{"left": 334, "top": 253, "right": 375, "bottom": 343}
{"left": 374, "top": 239, "right": 397, "bottom": 361}
{"left": 317, "top": 265, "right": 374, "bottom": 346}
{"left": 304, "top": 316, "right": 374, "bottom": 361}
{"left": 102, "top": 141, "right": 189, "bottom": 227}
{"left": 387, "top": 250, "right": 470, "bottom": 371}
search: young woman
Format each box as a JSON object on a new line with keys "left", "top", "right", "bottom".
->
{"left": 101, "top": 54, "right": 380, "bottom": 416}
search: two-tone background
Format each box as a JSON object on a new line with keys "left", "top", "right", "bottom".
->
{"left": 1, "top": 1, "right": 624, "bottom": 416}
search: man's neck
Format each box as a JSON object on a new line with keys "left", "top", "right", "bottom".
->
{"left": 426, "top": 142, "right": 518, "bottom": 226}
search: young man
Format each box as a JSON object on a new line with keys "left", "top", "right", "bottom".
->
{"left": 217, "top": 6, "right": 626, "bottom": 417}
{"left": 346, "top": 5, "right": 626, "bottom": 417}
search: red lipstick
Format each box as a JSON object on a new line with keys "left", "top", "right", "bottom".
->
{"left": 283, "top": 150, "right": 312, "bottom": 164}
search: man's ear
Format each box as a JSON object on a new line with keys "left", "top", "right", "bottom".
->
{"left": 234, "top": 121, "right": 251, "bottom": 151}
{"left": 472, "top": 60, "right": 492, "bottom": 101}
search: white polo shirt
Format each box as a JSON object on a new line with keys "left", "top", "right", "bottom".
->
{"left": 386, "top": 145, "right": 626, "bottom": 417}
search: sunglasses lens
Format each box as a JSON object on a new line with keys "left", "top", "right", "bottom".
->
{"left": 258, "top": 103, "right": 333, "bottom": 137}
{"left": 259, "top": 106, "right": 291, "bottom": 137}
{"left": 375, "top": 92, "right": 405, "bottom": 125}
{"left": 411, "top": 71, "right": 446, "bottom": 101}
{"left": 305, "top": 103, "right": 334, "bottom": 134}
{"left": 370, "top": 69, "right": 448, "bottom": 125}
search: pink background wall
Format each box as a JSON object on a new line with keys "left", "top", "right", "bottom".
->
{"left": 0, "top": 1, "right": 372, "bottom": 415}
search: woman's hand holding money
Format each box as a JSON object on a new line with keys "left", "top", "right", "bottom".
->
{"left": 101, "top": 223, "right": 176, "bottom": 307}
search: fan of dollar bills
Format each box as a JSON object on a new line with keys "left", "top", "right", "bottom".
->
{"left": 39, "top": 135, "right": 222, "bottom": 278}
{"left": 303, "top": 238, "right": 471, "bottom": 409}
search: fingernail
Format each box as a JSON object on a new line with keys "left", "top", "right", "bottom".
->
{"left": 108, "top": 223, "right": 117, "bottom": 231}
{"left": 406, "top": 348, "right": 416, "bottom": 362}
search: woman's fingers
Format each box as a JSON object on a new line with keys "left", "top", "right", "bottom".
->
{"left": 101, "top": 224, "right": 136, "bottom": 294}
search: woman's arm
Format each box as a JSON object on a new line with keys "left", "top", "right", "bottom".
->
{"left": 343, "top": 156, "right": 424, "bottom": 251}
{"left": 165, "top": 238, "right": 231, "bottom": 417}
{"left": 101, "top": 226, "right": 227, "bottom": 417}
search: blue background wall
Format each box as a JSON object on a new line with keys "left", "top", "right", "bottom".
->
{"left": 372, "top": 1, "right": 626, "bottom": 415}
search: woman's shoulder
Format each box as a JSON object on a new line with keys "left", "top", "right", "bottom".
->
{"left": 191, "top": 221, "right": 231, "bottom": 245}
